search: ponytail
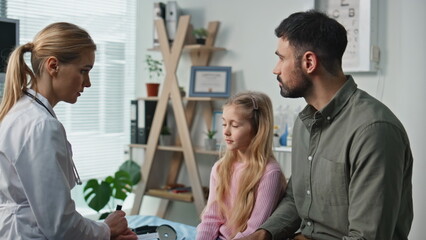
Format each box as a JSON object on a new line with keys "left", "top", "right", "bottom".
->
{"left": 0, "top": 43, "right": 36, "bottom": 121}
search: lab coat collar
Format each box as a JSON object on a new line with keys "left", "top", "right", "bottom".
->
{"left": 25, "top": 89, "right": 57, "bottom": 119}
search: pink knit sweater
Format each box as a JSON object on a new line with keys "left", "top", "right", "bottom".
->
{"left": 196, "top": 158, "right": 286, "bottom": 240}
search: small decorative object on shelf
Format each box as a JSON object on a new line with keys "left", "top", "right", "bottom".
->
{"left": 192, "top": 27, "right": 208, "bottom": 45}
{"left": 273, "top": 125, "right": 280, "bottom": 147}
{"left": 179, "top": 86, "right": 186, "bottom": 97}
{"left": 279, "top": 124, "right": 288, "bottom": 146}
{"left": 145, "top": 54, "right": 163, "bottom": 96}
{"left": 204, "top": 129, "right": 217, "bottom": 151}
{"left": 159, "top": 126, "right": 172, "bottom": 145}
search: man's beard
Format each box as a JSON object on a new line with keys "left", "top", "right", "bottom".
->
{"left": 278, "top": 67, "right": 312, "bottom": 98}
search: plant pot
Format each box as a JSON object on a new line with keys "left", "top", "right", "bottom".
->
{"left": 196, "top": 38, "right": 206, "bottom": 45}
{"left": 146, "top": 83, "right": 160, "bottom": 97}
{"left": 204, "top": 138, "right": 217, "bottom": 151}
{"left": 159, "top": 135, "right": 172, "bottom": 145}
{"left": 179, "top": 87, "right": 186, "bottom": 97}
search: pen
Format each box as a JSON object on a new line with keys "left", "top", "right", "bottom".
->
{"left": 116, "top": 205, "right": 122, "bottom": 211}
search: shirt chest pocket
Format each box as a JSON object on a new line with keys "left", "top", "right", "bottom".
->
{"left": 313, "top": 157, "right": 349, "bottom": 206}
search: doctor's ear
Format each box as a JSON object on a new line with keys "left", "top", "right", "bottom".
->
{"left": 46, "top": 57, "right": 60, "bottom": 75}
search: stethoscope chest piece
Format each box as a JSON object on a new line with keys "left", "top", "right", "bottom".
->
{"left": 156, "top": 225, "right": 177, "bottom": 240}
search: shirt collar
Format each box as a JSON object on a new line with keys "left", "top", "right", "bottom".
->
{"left": 299, "top": 75, "right": 357, "bottom": 124}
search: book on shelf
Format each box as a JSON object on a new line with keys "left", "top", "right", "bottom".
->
{"left": 130, "top": 100, "right": 138, "bottom": 144}
{"left": 131, "top": 99, "right": 168, "bottom": 144}
{"left": 137, "top": 100, "right": 158, "bottom": 144}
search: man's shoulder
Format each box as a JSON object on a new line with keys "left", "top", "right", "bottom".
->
{"left": 347, "top": 89, "right": 406, "bottom": 133}
{"left": 351, "top": 89, "right": 400, "bottom": 122}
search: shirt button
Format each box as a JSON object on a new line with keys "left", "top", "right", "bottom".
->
{"left": 307, "top": 190, "right": 311, "bottom": 195}
{"left": 307, "top": 221, "right": 312, "bottom": 226}
{"left": 327, "top": 116, "right": 331, "bottom": 120}
{"left": 308, "top": 156, "right": 313, "bottom": 161}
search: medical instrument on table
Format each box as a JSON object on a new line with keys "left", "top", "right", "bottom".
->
{"left": 114, "top": 205, "right": 177, "bottom": 240}
{"left": 133, "top": 224, "right": 177, "bottom": 240}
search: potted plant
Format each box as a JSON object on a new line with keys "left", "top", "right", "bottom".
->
{"left": 145, "top": 54, "right": 163, "bottom": 97}
{"left": 159, "top": 125, "right": 172, "bottom": 145}
{"left": 179, "top": 86, "right": 186, "bottom": 97}
{"left": 83, "top": 160, "right": 141, "bottom": 219}
{"left": 204, "top": 129, "right": 217, "bottom": 151}
{"left": 193, "top": 28, "right": 208, "bottom": 45}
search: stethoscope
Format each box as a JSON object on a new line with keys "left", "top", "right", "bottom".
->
{"left": 23, "top": 90, "right": 82, "bottom": 185}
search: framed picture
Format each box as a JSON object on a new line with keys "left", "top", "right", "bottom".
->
{"left": 189, "top": 66, "right": 232, "bottom": 97}
{"left": 315, "top": 0, "right": 379, "bottom": 72}
{"left": 212, "top": 111, "right": 223, "bottom": 148}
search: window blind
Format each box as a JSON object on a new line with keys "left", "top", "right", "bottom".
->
{"left": 2, "top": 0, "right": 136, "bottom": 181}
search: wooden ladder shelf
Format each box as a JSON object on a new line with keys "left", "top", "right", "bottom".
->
{"left": 131, "top": 15, "right": 224, "bottom": 218}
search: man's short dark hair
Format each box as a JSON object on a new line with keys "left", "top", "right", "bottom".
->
{"left": 275, "top": 10, "right": 347, "bottom": 75}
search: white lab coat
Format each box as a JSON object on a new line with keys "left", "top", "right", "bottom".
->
{"left": 0, "top": 89, "right": 110, "bottom": 240}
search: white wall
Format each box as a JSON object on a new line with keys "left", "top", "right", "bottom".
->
{"left": 136, "top": 0, "right": 426, "bottom": 237}
{"left": 378, "top": 1, "right": 426, "bottom": 239}
{"left": 354, "top": 1, "right": 426, "bottom": 238}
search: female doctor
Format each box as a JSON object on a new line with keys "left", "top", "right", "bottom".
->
{"left": 0, "top": 22, "right": 137, "bottom": 240}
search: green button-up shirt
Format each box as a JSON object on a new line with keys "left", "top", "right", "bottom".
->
{"left": 261, "top": 76, "right": 413, "bottom": 240}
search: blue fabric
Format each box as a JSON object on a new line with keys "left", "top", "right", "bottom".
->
{"left": 127, "top": 215, "right": 196, "bottom": 240}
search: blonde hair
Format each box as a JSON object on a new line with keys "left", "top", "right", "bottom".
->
{"left": 213, "top": 91, "right": 283, "bottom": 237}
{"left": 0, "top": 22, "right": 96, "bottom": 121}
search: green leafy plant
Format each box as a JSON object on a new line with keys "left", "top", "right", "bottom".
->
{"left": 193, "top": 28, "right": 208, "bottom": 39}
{"left": 205, "top": 129, "right": 217, "bottom": 139}
{"left": 83, "top": 160, "right": 141, "bottom": 219}
{"left": 161, "top": 125, "right": 171, "bottom": 135}
{"left": 145, "top": 54, "right": 163, "bottom": 82}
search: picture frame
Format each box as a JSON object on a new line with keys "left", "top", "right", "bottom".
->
{"left": 315, "top": 0, "right": 379, "bottom": 72}
{"left": 189, "top": 66, "right": 232, "bottom": 97}
{"left": 212, "top": 111, "right": 223, "bottom": 148}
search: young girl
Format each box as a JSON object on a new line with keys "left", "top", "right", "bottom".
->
{"left": 0, "top": 22, "right": 136, "bottom": 240}
{"left": 196, "top": 91, "right": 286, "bottom": 240}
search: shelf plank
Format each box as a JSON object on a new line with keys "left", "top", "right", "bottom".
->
{"left": 129, "top": 144, "right": 182, "bottom": 151}
{"left": 135, "top": 97, "right": 159, "bottom": 101}
{"left": 148, "top": 44, "right": 226, "bottom": 52}
{"left": 186, "top": 97, "right": 227, "bottom": 101}
{"left": 184, "top": 45, "right": 226, "bottom": 52}
{"left": 146, "top": 189, "right": 193, "bottom": 202}
{"left": 129, "top": 144, "right": 220, "bottom": 156}
{"left": 130, "top": 144, "right": 289, "bottom": 155}
{"left": 195, "top": 148, "right": 220, "bottom": 156}
{"left": 136, "top": 96, "right": 227, "bottom": 101}
{"left": 273, "top": 146, "right": 292, "bottom": 153}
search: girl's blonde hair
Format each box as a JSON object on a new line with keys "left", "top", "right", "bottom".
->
{"left": 214, "top": 91, "right": 283, "bottom": 237}
{"left": 0, "top": 22, "right": 96, "bottom": 121}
